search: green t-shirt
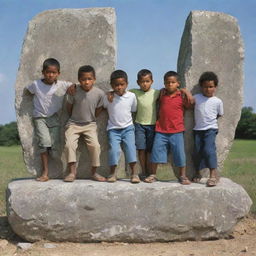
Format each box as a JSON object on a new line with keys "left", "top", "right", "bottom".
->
{"left": 129, "top": 88, "right": 160, "bottom": 125}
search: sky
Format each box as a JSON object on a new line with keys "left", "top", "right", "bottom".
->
{"left": 0, "top": 0, "right": 256, "bottom": 124}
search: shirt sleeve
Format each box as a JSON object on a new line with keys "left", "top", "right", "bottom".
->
{"left": 218, "top": 99, "right": 224, "bottom": 116}
{"left": 103, "top": 94, "right": 109, "bottom": 108}
{"left": 27, "top": 82, "right": 36, "bottom": 94}
{"left": 97, "top": 90, "right": 104, "bottom": 108}
{"left": 131, "top": 93, "right": 137, "bottom": 112}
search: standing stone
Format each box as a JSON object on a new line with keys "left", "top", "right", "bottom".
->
{"left": 15, "top": 8, "right": 117, "bottom": 178}
{"left": 177, "top": 11, "right": 244, "bottom": 178}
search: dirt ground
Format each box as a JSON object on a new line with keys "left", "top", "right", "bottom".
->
{"left": 0, "top": 215, "right": 256, "bottom": 256}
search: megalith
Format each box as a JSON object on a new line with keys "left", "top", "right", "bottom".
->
{"left": 177, "top": 11, "right": 244, "bottom": 178}
{"left": 15, "top": 8, "right": 117, "bottom": 178}
{"left": 7, "top": 178, "right": 252, "bottom": 242}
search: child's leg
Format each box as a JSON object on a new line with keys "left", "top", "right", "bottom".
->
{"left": 34, "top": 118, "right": 52, "bottom": 181}
{"left": 107, "top": 129, "right": 122, "bottom": 182}
{"left": 203, "top": 129, "right": 219, "bottom": 186}
{"left": 64, "top": 125, "right": 80, "bottom": 181}
{"left": 134, "top": 123, "right": 147, "bottom": 176}
{"left": 169, "top": 132, "right": 190, "bottom": 185}
{"left": 82, "top": 123, "right": 105, "bottom": 181}
{"left": 37, "top": 150, "right": 49, "bottom": 181}
{"left": 193, "top": 131, "right": 204, "bottom": 182}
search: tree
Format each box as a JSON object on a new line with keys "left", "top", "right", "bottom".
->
{"left": 0, "top": 122, "right": 20, "bottom": 146}
{"left": 235, "top": 107, "right": 256, "bottom": 139}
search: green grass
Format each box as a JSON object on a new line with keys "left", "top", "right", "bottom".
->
{"left": 222, "top": 139, "right": 256, "bottom": 213}
{"left": 0, "top": 140, "right": 256, "bottom": 214}
{"left": 0, "top": 146, "right": 28, "bottom": 214}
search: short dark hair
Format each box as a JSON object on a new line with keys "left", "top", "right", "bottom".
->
{"left": 199, "top": 71, "right": 218, "bottom": 86}
{"left": 42, "top": 58, "right": 60, "bottom": 72}
{"left": 110, "top": 70, "right": 128, "bottom": 84}
{"left": 78, "top": 65, "right": 96, "bottom": 79}
{"left": 164, "top": 71, "right": 180, "bottom": 82}
{"left": 137, "top": 69, "right": 153, "bottom": 80}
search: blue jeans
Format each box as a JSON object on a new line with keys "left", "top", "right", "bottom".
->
{"left": 134, "top": 123, "right": 155, "bottom": 152}
{"left": 151, "top": 132, "right": 186, "bottom": 167}
{"left": 193, "top": 129, "right": 218, "bottom": 170}
{"left": 108, "top": 125, "right": 137, "bottom": 166}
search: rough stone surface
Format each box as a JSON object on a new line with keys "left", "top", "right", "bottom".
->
{"left": 15, "top": 8, "right": 118, "bottom": 178}
{"left": 7, "top": 178, "right": 251, "bottom": 242}
{"left": 177, "top": 11, "right": 244, "bottom": 179}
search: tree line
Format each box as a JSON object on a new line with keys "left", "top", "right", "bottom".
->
{"left": 0, "top": 107, "right": 255, "bottom": 146}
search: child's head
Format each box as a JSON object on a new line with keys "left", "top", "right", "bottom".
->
{"left": 42, "top": 58, "right": 60, "bottom": 84}
{"left": 137, "top": 69, "right": 153, "bottom": 92}
{"left": 163, "top": 71, "right": 180, "bottom": 94}
{"left": 78, "top": 65, "right": 96, "bottom": 91}
{"left": 110, "top": 70, "right": 128, "bottom": 96}
{"left": 199, "top": 71, "right": 218, "bottom": 97}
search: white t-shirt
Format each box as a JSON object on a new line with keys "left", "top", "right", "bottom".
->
{"left": 193, "top": 93, "right": 224, "bottom": 130}
{"left": 27, "top": 79, "right": 72, "bottom": 117}
{"left": 103, "top": 91, "right": 137, "bottom": 130}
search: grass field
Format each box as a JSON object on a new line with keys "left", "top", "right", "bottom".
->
{"left": 0, "top": 139, "right": 255, "bottom": 214}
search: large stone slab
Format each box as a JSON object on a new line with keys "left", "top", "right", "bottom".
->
{"left": 15, "top": 8, "right": 117, "bottom": 178}
{"left": 177, "top": 11, "right": 244, "bottom": 178}
{"left": 7, "top": 178, "right": 251, "bottom": 242}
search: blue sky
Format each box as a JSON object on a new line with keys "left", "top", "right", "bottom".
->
{"left": 0, "top": 0, "right": 256, "bottom": 124}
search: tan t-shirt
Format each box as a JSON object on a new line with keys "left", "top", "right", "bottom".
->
{"left": 66, "top": 86, "right": 104, "bottom": 125}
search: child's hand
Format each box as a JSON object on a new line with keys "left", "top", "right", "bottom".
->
{"left": 107, "top": 91, "right": 115, "bottom": 102}
{"left": 180, "top": 88, "right": 195, "bottom": 105}
{"left": 67, "top": 84, "right": 76, "bottom": 95}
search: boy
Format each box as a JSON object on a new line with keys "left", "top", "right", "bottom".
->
{"left": 144, "top": 71, "right": 191, "bottom": 185}
{"left": 103, "top": 70, "right": 140, "bottom": 183}
{"left": 129, "top": 69, "right": 159, "bottom": 179}
{"left": 192, "top": 71, "right": 223, "bottom": 187}
{"left": 64, "top": 65, "right": 106, "bottom": 182}
{"left": 27, "top": 58, "right": 74, "bottom": 182}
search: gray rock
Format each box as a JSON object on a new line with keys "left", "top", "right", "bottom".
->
{"left": 7, "top": 178, "right": 251, "bottom": 242}
{"left": 177, "top": 11, "right": 244, "bottom": 179}
{"left": 15, "top": 8, "right": 117, "bottom": 179}
{"left": 43, "top": 243, "right": 57, "bottom": 249}
{"left": 17, "top": 242, "right": 33, "bottom": 250}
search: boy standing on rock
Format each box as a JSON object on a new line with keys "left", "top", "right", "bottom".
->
{"left": 27, "top": 58, "right": 74, "bottom": 182}
{"left": 192, "top": 71, "right": 223, "bottom": 187}
{"left": 64, "top": 65, "right": 106, "bottom": 182}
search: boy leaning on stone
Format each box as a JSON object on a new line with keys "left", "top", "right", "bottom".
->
{"left": 192, "top": 71, "right": 223, "bottom": 187}
{"left": 64, "top": 65, "right": 106, "bottom": 182}
{"left": 26, "top": 58, "right": 75, "bottom": 182}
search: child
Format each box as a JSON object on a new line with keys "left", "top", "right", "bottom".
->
{"left": 27, "top": 58, "right": 74, "bottom": 182}
{"left": 129, "top": 69, "right": 159, "bottom": 179}
{"left": 192, "top": 71, "right": 223, "bottom": 187}
{"left": 144, "top": 71, "right": 191, "bottom": 185}
{"left": 64, "top": 65, "right": 106, "bottom": 182}
{"left": 103, "top": 70, "right": 140, "bottom": 183}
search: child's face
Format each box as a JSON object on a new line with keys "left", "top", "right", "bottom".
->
{"left": 201, "top": 80, "right": 216, "bottom": 97}
{"left": 42, "top": 65, "right": 60, "bottom": 84}
{"left": 79, "top": 72, "right": 95, "bottom": 91}
{"left": 137, "top": 75, "right": 153, "bottom": 92}
{"left": 111, "top": 78, "right": 128, "bottom": 96}
{"left": 164, "top": 76, "right": 180, "bottom": 94}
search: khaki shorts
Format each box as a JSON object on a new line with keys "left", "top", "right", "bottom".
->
{"left": 33, "top": 114, "right": 60, "bottom": 153}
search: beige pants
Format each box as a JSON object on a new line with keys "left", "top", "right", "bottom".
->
{"left": 65, "top": 123, "right": 101, "bottom": 166}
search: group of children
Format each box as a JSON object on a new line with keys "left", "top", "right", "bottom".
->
{"left": 27, "top": 58, "right": 223, "bottom": 187}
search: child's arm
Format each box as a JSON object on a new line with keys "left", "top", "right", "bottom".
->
{"left": 107, "top": 91, "right": 115, "bottom": 102}
{"left": 180, "top": 88, "right": 195, "bottom": 105}
{"left": 66, "top": 102, "right": 73, "bottom": 116}
{"left": 66, "top": 84, "right": 76, "bottom": 95}
{"left": 95, "top": 107, "right": 103, "bottom": 117}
